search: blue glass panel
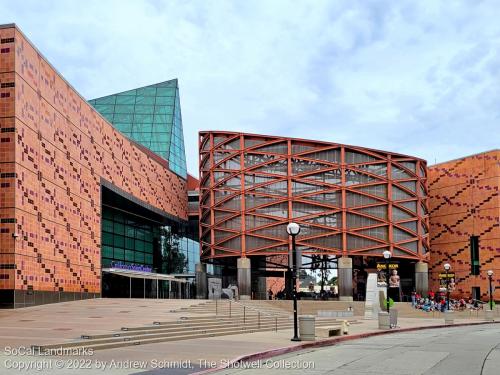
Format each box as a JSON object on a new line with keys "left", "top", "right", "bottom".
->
{"left": 89, "top": 79, "right": 187, "bottom": 178}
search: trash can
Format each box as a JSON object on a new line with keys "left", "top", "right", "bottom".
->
{"left": 299, "top": 315, "right": 315, "bottom": 341}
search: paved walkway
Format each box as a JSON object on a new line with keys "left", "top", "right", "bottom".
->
{"left": 217, "top": 324, "right": 500, "bottom": 375}
{"left": 0, "top": 299, "right": 497, "bottom": 374}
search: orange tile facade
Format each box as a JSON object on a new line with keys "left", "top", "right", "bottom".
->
{"left": 0, "top": 25, "right": 187, "bottom": 295}
{"left": 428, "top": 150, "right": 500, "bottom": 301}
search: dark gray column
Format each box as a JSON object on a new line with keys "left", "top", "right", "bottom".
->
{"left": 195, "top": 263, "right": 207, "bottom": 299}
{"left": 338, "top": 256, "right": 353, "bottom": 301}
{"left": 415, "top": 261, "right": 429, "bottom": 296}
{"left": 237, "top": 257, "right": 252, "bottom": 300}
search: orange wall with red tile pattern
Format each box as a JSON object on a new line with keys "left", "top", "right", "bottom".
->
{"left": 429, "top": 150, "right": 500, "bottom": 301}
{"left": 0, "top": 26, "right": 187, "bottom": 294}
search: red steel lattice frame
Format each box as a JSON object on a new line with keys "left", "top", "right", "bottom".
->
{"left": 199, "top": 131, "right": 429, "bottom": 262}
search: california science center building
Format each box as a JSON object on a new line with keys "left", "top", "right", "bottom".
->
{"left": 0, "top": 24, "right": 200, "bottom": 308}
{"left": 8, "top": 23, "right": 497, "bottom": 309}
{"left": 197, "top": 131, "right": 430, "bottom": 301}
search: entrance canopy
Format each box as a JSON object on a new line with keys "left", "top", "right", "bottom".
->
{"left": 102, "top": 268, "right": 188, "bottom": 283}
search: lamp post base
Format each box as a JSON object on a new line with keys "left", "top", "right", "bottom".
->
{"left": 291, "top": 337, "right": 301, "bottom": 342}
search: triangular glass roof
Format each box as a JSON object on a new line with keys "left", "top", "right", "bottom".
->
{"left": 88, "top": 79, "right": 187, "bottom": 178}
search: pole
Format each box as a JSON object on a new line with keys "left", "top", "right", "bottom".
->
{"left": 243, "top": 306, "right": 246, "bottom": 324}
{"left": 156, "top": 279, "right": 158, "bottom": 299}
{"left": 129, "top": 277, "right": 132, "bottom": 299}
{"left": 447, "top": 271, "right": 451, "bottom": 309}
{"left": 386, "top": 257, "right": 390, "bottom": 317}
{"left": 143, "top": 278, "right": 146, "bottom": 299}
{"left": 489, "top": 275, "right": 493, "bottom": 311}
{"left": 291, "top": 235, "right": 300, "bottom": 341}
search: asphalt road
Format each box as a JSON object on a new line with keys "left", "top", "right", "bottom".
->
{"left": 216, "top": 324, "right": 500, "bottom": 375}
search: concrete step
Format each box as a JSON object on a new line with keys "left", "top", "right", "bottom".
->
{"left": 85, "top": 318, "right": 295, "bottom": 339}
{"left": 34, "top": 319, "right": 348, "bottom": 352}
{"left": 36, "top": 322, "right": 297, "bottom": 350}
{"left": 124, "top": 316, "right": 345, "bottom": 333}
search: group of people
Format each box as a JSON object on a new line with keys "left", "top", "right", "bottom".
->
{"left": 411, "top": 290, "right": 483, "bottom": 312}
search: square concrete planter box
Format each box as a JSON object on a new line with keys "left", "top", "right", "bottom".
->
{"left": 378, "top": 311, "right": 390, "bottom": 329}
{"left": 485, "top": 310, "right": 494, "bottom": 322}
{"left": 444, "top": 311, "right": 454, "bottom": 325}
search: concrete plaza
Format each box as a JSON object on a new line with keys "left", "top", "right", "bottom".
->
{"left": 0, "top": 299, "right": 497, "bottom": 374}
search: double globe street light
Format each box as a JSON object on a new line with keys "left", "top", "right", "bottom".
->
{"left": 286, "top": 222, "right": 301, "bottom": 342}
{"left": 383, "top": 250, "right": 392, "bottom": 317}
{"left": 444, "top": 263, "right": 451, "bottom": 311}
{"left": 487, "top": 270, "right": 494, "bottom": 311}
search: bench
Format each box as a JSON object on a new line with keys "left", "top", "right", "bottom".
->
{"left": 316, "top": 325, "right": 343, "bottom": 338}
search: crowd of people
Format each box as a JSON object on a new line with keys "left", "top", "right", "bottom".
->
{"left": 411, "top": 290, "right": 484, "bottom": 312}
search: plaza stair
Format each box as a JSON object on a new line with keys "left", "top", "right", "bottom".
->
{"left": 32, "top": 301, "right": 358, "bottom": 352}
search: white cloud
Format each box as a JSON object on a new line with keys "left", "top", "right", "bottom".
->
{"left": 2, "top": 0, "right": 500, "bottom": 175}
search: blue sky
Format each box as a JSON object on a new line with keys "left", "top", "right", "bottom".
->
{"left": 3, "top": 0, "right": 500, "bottom": 175}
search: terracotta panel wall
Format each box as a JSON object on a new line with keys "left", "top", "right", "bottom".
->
{"left": 428, "top": 150, "right": 500, "bottom": 301}
{"left": 0, "top": 26, "right": 187, "bottom": 295}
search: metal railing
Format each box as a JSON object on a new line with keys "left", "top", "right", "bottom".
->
{"left": 212, "top": 299, "right": 287, "bottom": 332}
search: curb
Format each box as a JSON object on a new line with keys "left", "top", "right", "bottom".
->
{"left": 194, "top": 320, "right": 500, "bottom": 374}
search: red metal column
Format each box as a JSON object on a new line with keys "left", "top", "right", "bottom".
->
{"left": 387, "top": 155, "right": 394, "bottom": 256}
{"left": 341, "top": 146, "right": 347, "bottom": 256}
{"left": 416, "top": 159, "right": 423, "bottom": 258}
{"left": 209, "top": 133, "right": 215, "bottom": 258}
{"left": 287, "top": 138, "right": 293, "bottom": 251}
{"left": 240, "top": 134, "right": 246, "bottom": 258}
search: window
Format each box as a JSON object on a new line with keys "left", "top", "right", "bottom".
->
{"left": 470, "top": 236, "right": 480, "bottom": 275}
{"left": 0, "top": 173, "right": 16, "bottom": 178}
{"left": 472, "top": 286, "right": 480, "bottom": 300}
{"left": 0, "top": 38, "right": 14, "bottom": 44}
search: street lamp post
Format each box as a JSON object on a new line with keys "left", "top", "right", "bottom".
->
{"left": 287, "top": 222, "right": 301, "bottom": 342}
{"left": 383, "top": 250, "right": 391, "bottom": 317}
{"left": 444, "top": 263, "right": 451, "bottom": 311}
{"left": 487, "top": 270, "right": 494, "bottom": 311}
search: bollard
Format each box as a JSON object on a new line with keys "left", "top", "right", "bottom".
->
{"left": 229, "top": 300, "right": 231, "bottom": 317}
{"left": 215, "top": 298, "right": 218, "bottom": 316}
{"left": 275, "top": 316, "right": 278, "bottom": 332}
{"left": 258, "top": 312, "right": 260, "bottom": 329}
{"left": 342, "top": 320, "right": 350, "bottom": 334}
{"left": 243, "top": 306, "right": 246, "bottom": 324}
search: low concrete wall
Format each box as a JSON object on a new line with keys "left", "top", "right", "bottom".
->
{"left": 260, "top": 300, "right": 365, "bottom": 316}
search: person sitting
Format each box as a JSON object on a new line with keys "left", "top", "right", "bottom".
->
{"left": 440, "top": 299, "right": 447, "bottom": 312}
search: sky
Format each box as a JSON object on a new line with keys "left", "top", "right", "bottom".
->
{"left": 2, "top": 0, "right": 500, "bottom": 175}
